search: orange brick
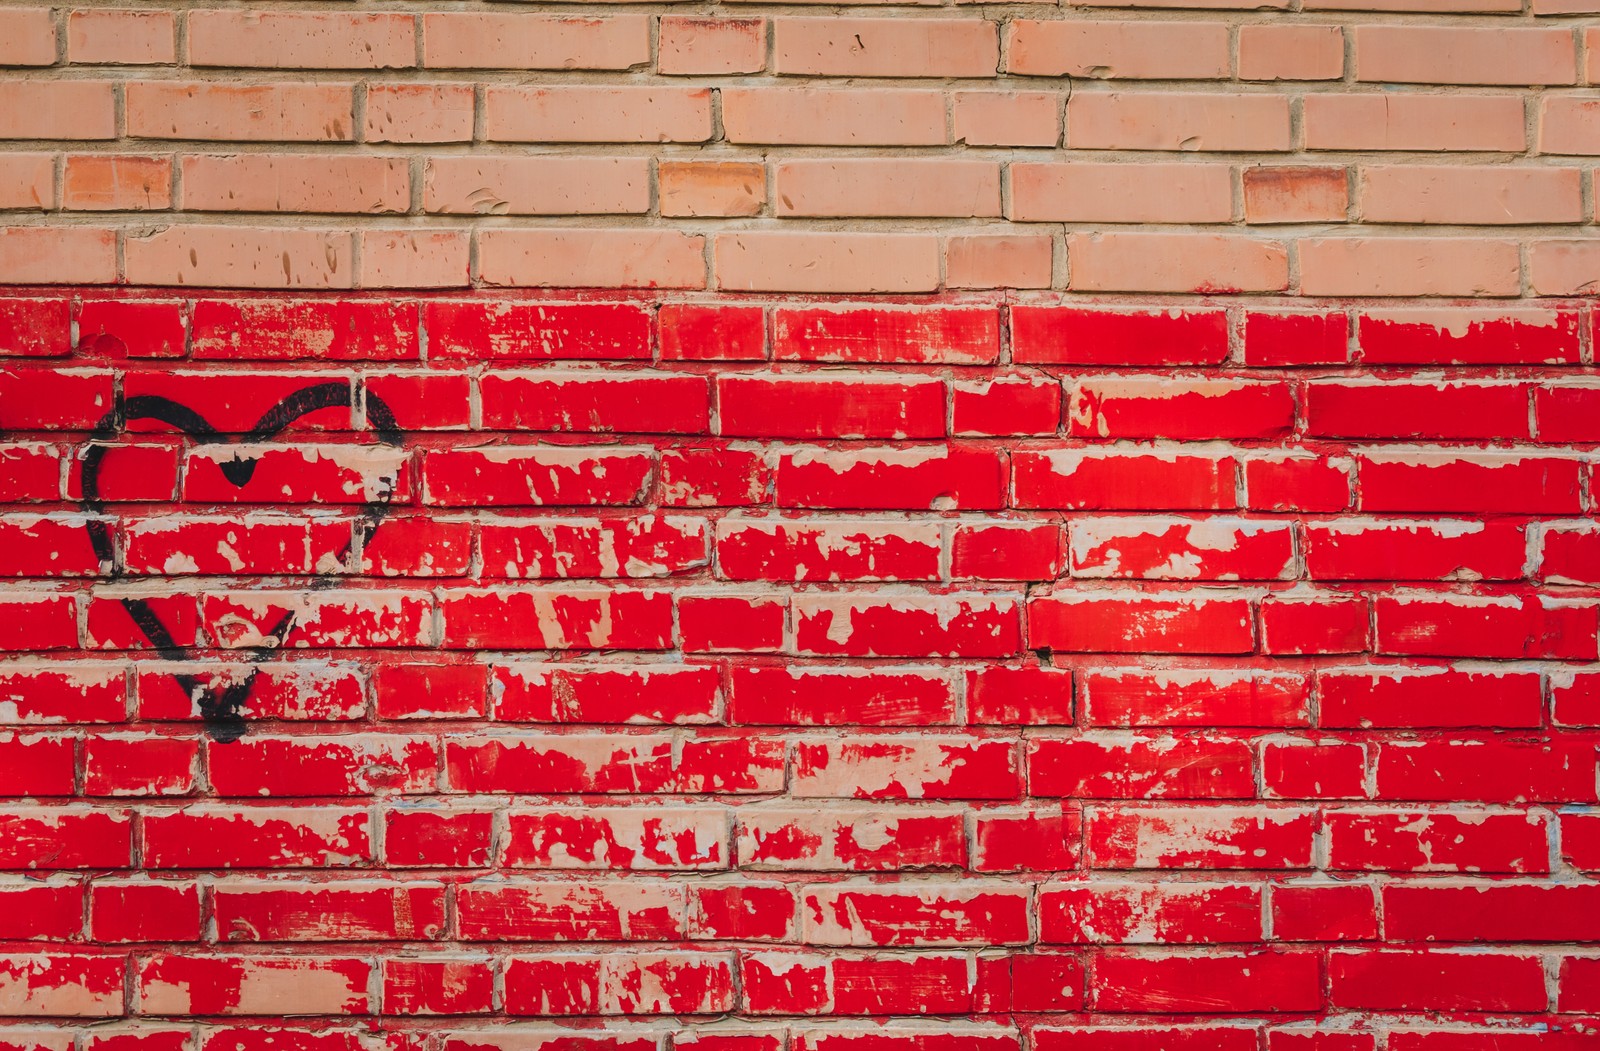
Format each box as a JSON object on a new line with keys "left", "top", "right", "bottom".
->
{"left": 1355, "top": 26, "right": 1576, "bottom": 85}
{"left": 422, "top": 156, "right": 649, "bottom": 215}
{"left": 479, "top": 229, "right": 706, "bottom": 289}
{"left": 1300, "top": 238, "right": 1521, "bottom": 297}
{"left": 1359, "top": 166, "right": 1583, "bottom": 225}
{"left": 1069, "top": 232, "right": 1289, "bottom": 293}
{"left": 1304, "top": 95, "right": 1526, "bottom": 152}
{"left": 358, "top": 230, "right": 470, "bottom": 289}
{"left": 1006, "top": 20, "right": 1229, "bottom": 78}
{"left": 774, "top": 18, "right": 998, "bottom": 77}
{"left": 1539, "top": 97, "right": 1600, "bottom": 154}
{"left": 484, "top": 86, "right": 712, "bottom": 143}
{"left": 422, "top": 13, "right": 647, "bottom": 70}
{"left": 181, "top": 155, "right": 410, "bottom": 214}
{"left": 658, "top": 17, "right": 765, "bottom": 75}
{"left": 1238, "top": 25, "right": 1343, "bottom": 81}
{"left": 1010, "top": 162, "right": 1232, "bottom": 222}
{"left": 68, "top": 9, "right": 174, "bottom": 65}
{"left": 126, "top": 82, "right": 355, "bottom": 142}
{"left": 1067, "top": 92, "right": 1291, "bottom": 151}
{"left": 0, "top": 82, "right": 115, "bottom": 140}
{"left": 0, "top": 8, "right": 56, "bottom": 66}
{"left": 0, "top": 154, "right": 54, "bottom": 210}
{"left": 1528, "top": 241, "right": 1600, "bottom": 296}
{"left": 716, "top": 231, "right": 940, "bottom": 293}
{"left": 1243, "top": 166, "right": 1348, "bottom": 224}
{"left": 659, "top": 160, "right": 765, "bottom": 217}
{"left": 63, "top": 155, "right": 170, "bottom": 211}
{"left": 952, "top": 92, "right": 1060, "bottom": 147}
{"left": 946, "top": 234, "right": 1054, "bottom": 290}
{"left": 775, "top": 158, "right": 1000, "bottom": 218}
{"left": 363, "top": 84, "right": 474, "bottom": 144}
{"left": 187, "top": 11, "right": 415, "bottom": 69}
{"left": 124, "top": 226, "right": 354, "bottom": 289}
{"left": 0, "top": 227, "right": 116, "bottom": 283}
{"left": 722, "top": 88, "right": 946, "bottom": 145}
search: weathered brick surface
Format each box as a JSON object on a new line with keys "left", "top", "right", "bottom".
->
{"left": 0, "top": 290, "right": 1594, "bottom": 1046}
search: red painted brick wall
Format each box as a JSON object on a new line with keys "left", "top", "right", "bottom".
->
{"left": 0, "top": 291, "right": 1597, "bottom": 1048}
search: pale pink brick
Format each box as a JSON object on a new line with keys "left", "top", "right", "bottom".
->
{"left": 1010, "top": 162, "right": 1232, "bottom": 223}
{"left": 953, "top": 92, "right": 1060, "bottom": 147}
{"left": 722, "top": 88, "right": 947, "bottom": 145}
{"left": 187, "top": 11, "right": 415, "bottom": 69}
{"left": 1238, "top": 25, "right": 1343, "bottom": 81}
{"left": 1303, "top": 95, "right": 1527, "bottom": 152}
{"left": 181, "top": 155, "right": 409, "bottom": 214}
{"left": 69, "top": 9, "right": 174, "bottom": 64}
{"left": 0, "top": 82, "right": 116, "bottom": 140}
{"left": 484, "top": 86, "right": 712, "bottom": 143}
{"left": 423, "top": 156, "right": 649, "bottom": 216}
{"left": 715, "top": 231, "right": 940, "bottom": 293}
{"left": 0, "top": 8, "right": 56, "bottom": 66}
{"left": 479, "top": 229, "right": 706, "bottom": 289}
{"left": 363, "top": 84, "right": 474, "bottom": 144}
{"left": 1311, "top": 0, "right": 1516, "bottom": 8}
{"left": 0, "top": 155, "right": 54, "bottom": 210}
{"left": 1540, "top": 97, "right": 1600, "bottom": 154}
{"left": 659, "top": 161, "right": 765, "bottom": 217}
{"left": 774, "top": 18, "right": 998, "bottom": 77}
{"left": 659, "top": 17, "right": 765, "bottom": 75}
{"left": 1355, "top": 26, "right": 1576, "bottom": 85}
{"left": 1300, "top": 237, "right": 1522, "bottom": 297}
{"left": 124, "top": 226, "right": 354, "bottom": 289}
{"left": 1528, "top": 241, "right": 1600, "bottom": 296}
{"left": 946, "top": 234, "right": 1053, "bottom": 290}
{"left": 1007, "top": 20, "right": 1229, "bottom": 78}
{"left": 0, "top": 227, "right": 116, "bottom": 283}
{"left": 1067, "top": 92, "right": 1291, "bottom": 151}
{"left": 1069, "top": 232, "right": 1289, "bottom": 293}
{"left": 126, "top": 82, "right": 355, "bottom": 142}
{"left": 1358, "top": 166, "right": 1583, "bottom": 225}
{"left": 422, "top": 13, "right": 648, "bottom": 70}
{"left": 775, "top": 159, "right": 1000, "bottom": 218}
{"left": 358, "top": 230, "right": 470, "bottom": 289}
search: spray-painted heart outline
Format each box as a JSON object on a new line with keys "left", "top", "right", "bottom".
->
{"left": 78, "top": 382, "right": 404, "bottom": 743}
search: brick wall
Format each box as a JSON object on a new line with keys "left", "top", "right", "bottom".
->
{"left": 2, "top": 0, "right": 1600, "bottom": 1048}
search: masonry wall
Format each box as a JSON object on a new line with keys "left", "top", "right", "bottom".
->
{"left": 1, "top": 0, "right": 1599, "bottom": 1049}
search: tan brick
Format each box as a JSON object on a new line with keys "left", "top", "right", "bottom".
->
{"left": 1528, "top": 241, "right": 1600, "bottom": 296}
{"left": 126, "top": 82, "right": 354, "bottom": 142}
{"left": 1359, "top": 166, "right": 1583, "bottom": 225}
{"left": 1067, "top": 92, "right": 1291, "bottom": 151}
{"left": 484, "top": 86, "right": 712, "bottom": 143}
{"left": 1300, "top": 237, "right": 1521, "bottom": 296}
{"left": 774, "top": 18, "right": 998, "bottom": 77}
{"left": 776, "top": 159, "right": 1000, "bottom": 218}
{"left": 1355, "top": 26, "right": 1576, "bottom": 85}
{"left": 715, "top": 232, "right": 940, "bottom": 293}
{"left": 1539, "top": 97, "right": 1600, "bottom": 155}
{"left": 1007, "top": 20, "right": 1229, "bottom": 78}
{"left": 479, "top": 229, "right": 706, "bottom": 289}
{"left": 422, "top": 156, "right": 649, "bottom": 215}
{"left": 363, "top": 84, "right": 474, "bottom": 144}
{"left": 124, "top": 226, "right": 354, "bottom": 289}
{"left": 182, "top": 155, "right": 410, "bottom": 214}
{"left": 188, "top": 11, "right": 415, "bottom": 69}
{"left": 953, "top": 92, "right": 1060, "bottom": 147}
{"left": 0, "top": 82, "right": 116, "bottom": 140}
{"left": 658, "top": 17, "right": 765, "bottom": 75}
{"left": 0, "top": 8, "right": 56, "bottom": 66}
{"left": 422, "top": 13, "right": 648, "bottom": 70}
{"left": 68, "top": 9, "right": 174, "bottom": 65}
{"left": 659, "top": 160, "right": 765, "bottom": 217}
{"left": 63, "top": 155, "right": 170, "bottom": 211}
{"left": 946, "top": 234, "right": 1053, "bottom": 290}
{"left": 722, "top": 88, "right": 946, "bottom": 145}
{"left": 1238, "top": 25, "right": 1343, "bottom": 81}
{"left": 358, "top": 230, "right": 470, "bottom": 289}
{"left": 1304, "top": 95, "right": 1526, "bottom": 152}
{"left": 0, "top": 227, "right": 116, "bottom": 284}
{"left": 1069, "top": 232, "right": 1289, "bottom": 293}
{"left": 1243, "top": 166, "right": 1348, "bottom": 224}
{"left": 1010, "top": 162, "right": 1232, "bottom": 223}
{"left": 0, "top": 154, "right": 54, "bottom": 210}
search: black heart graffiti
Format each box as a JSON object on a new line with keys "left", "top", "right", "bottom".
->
{"left": 78, "top": 382, "right": 404, "bottom": 743}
